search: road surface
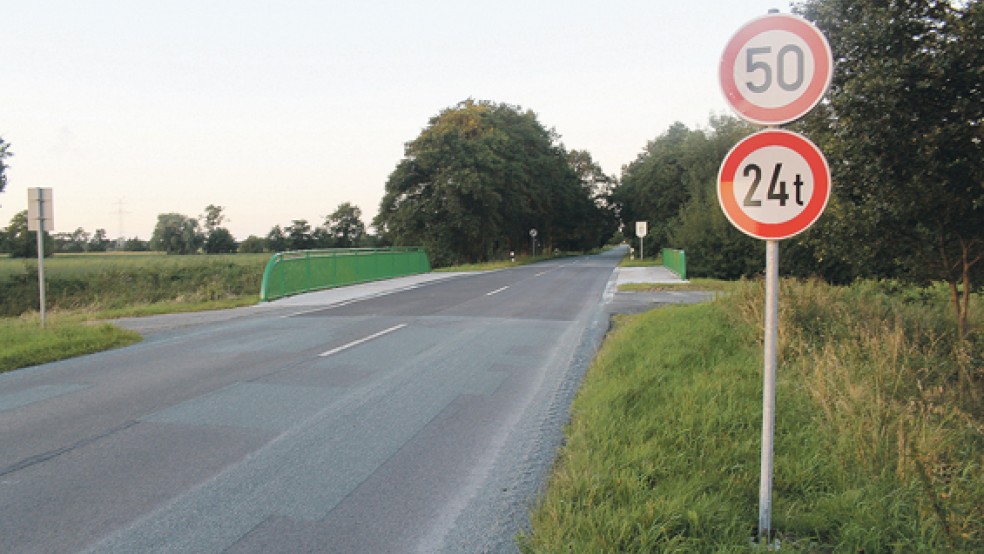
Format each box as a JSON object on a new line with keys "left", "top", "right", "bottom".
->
{"left": 0, "top": 247, "right": 701, "bottom": 553}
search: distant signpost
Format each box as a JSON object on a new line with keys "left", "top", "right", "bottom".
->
{"left": 635, "top": 221, "right": 647, "bottom": 260}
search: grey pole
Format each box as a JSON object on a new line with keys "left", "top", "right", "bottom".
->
{"left": 36, "top": 188, "right": 48, "bottom": 328}
{"left": 758, "top": 239, "right": 779, "bottom": 545}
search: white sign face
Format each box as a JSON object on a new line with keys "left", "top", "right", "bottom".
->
{"left": 717, "top": 130, "right": 830, "bottom": 240}
{"left": 728, "top": 145, "right": 818, "bottom": 225}
{"left": 720, "top": 14, "right": 833, "bottom": 125}
{"left": 27, "top": 188, "right": 54, "bottom": 231}
{"left": 635, "top": 221, "right": 647, "bottom": 237}
{"left": 529, "top": 228, "right": 538, "bottom": 238}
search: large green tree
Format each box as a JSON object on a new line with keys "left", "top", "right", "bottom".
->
{"left": 615, "top": 122, "right": 699, "bottom": 251}
{"left": 286, "top": 219, "right": 315, "bottom": 250}
{"left": 566, "top": 150, "right": 620, "bottom": 250}
{"left": 795, "top": 0, "right": 984, "bottom": 336}
{"left": 613, "top": 116, "right": 777, "bottom": 278}
{"left": 375, "top": 99, "right": 613, "bottom": 265}
{"left": 325, "top": 202, "right": 366, "bottom": 248}
{"left": 150, "top": 213, "right": 203, "bottom": 254}
{"left": 201, "top": 205, "right": 237, "bottom": 253}
{"left": 3, "top": 210, "right": 53, "bottom": 258}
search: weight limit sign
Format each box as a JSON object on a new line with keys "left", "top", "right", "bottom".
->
{"left": 717, "top": 129, "right": 830, "bottom": 240}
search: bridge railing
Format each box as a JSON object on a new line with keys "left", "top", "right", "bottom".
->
{"left": 260, "top": 247, "right": 431, "bottom": 301}
{"left": 661, "top": 248, "right": 687, "bottom": 280}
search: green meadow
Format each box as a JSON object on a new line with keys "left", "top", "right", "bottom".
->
{"left": 0, "top": 252, "right": 269, "bottom": 372}
{"left": 521, "top": 279, "right": 982, "bottom": 553}
{"left": 0, "top": 252, "right": 268, "bottom": 317}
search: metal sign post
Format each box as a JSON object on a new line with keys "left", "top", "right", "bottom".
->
{"left": 635, "top": 221, "right": 647, "bottom": 260}
{"left": 529, "top": 228, "right": 538, "bottom": 258}
{"left": 718, "top": 11, "right": 833, "bottom": 548}
{"left": 759, "top": 239, "right": 779, "bottom": 543}
{"left": 28, "top": 188, "right": 54, "bottom": 328}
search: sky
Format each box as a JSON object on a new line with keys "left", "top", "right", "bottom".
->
{"left": 2, "top": 0, "right": 792, "bottom": 241}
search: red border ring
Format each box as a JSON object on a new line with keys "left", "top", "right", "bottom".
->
{"left": 719, "top": 14, "right": 833, "bottom": 125}
{"left": 717, "top": 130, "right": 830, "bottom": 240}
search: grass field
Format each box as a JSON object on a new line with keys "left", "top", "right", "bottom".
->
{"left": 0, "top": 252, "right": 270, "bottom": 372}
{"left": 0, "top": 252, "right": 269, "bottom": 278}
{"left": 0, "top": 315, "right": 142, "bottom": 373}
{"left": 521, "top": 279, "right": 982, "bottom": 552}
{"left": 0, "top": 252, "right": 268, "bottom": 317}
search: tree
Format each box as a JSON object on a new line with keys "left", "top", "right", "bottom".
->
{"left": 566, "top": 150, "right": 619, "bottom": 251}
{"left": 123, "top": 237, "right": 149, "bottom": 251}
{"left": 150, "top": 213, "right": 203, "bottom": 254}
{"left": 238, "top": 235, "right": 266, "bottom": 253}
{"left": 375, "top": 99, "right": 612, "bottom": 265}
{"left": 54, "top": 227, "right": 90, "bottom": 253}
{"left": 325, "top": 202, "right": 366, "bottom": 248}
{"left": 4, "top": 210, "right": 53, "bottom": 258}
{"left": 199, "top": 204, "right": 237, "bottom": 253}
{"left": 286, "top": 220, "right": 315, "bottom": 250}
{"left": 0, "top": 137, "right": 11, "bottom": 195}
{"left": 615, "top": 122, "right": 705, "bottom": 251}
{"left": 201, "top": 204, "right": 226, "bottom": 235}
{"left": 88, "top": 229, "right": 111, "bottom": 252}
{"left": 795, "top": 0, "right": 984, "bottom": 337}
{"left": 265, "top": 225, "right": 288, "bottom": 253}
{"left": 613, "top": 117, "right": 768, "bottom": 275}
{"left": 204, "top": 228, "right": 237, "bottom": 254}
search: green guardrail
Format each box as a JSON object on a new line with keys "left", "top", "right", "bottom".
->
{"left": 662, "top": 248, "right": 687, "bottom": 280}
{"left": 260, "top": 247, "right": 431, "bottom": 302}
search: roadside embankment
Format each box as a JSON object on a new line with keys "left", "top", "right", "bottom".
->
{"left": 522, "top": 279, "right": 982, "bottom": 552}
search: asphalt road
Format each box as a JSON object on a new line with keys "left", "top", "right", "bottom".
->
{"left": 1, "top": 248, "right": 644, "bottom": 553}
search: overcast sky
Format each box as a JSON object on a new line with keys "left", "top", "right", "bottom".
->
{"left": 2, "top": 0, "right": 791, "bottom": 240}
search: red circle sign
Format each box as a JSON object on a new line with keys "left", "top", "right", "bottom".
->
{"left": 720, "top": 14, "right": 833, "bottom": 125}
{"left": 717, "top": 130, "right": 830, "bottom": 240}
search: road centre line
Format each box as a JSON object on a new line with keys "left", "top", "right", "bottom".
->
{"left": 534, "top": 263, "right": 574, "bottom": 277}
{"left": 486, "top": 286, "right": 510, "bottom": 296}
{"left": 319, "top": 324, "right": 408, "bottom": 357}
{"left": 282, "top": 285, "right": 422, "bottom": 318}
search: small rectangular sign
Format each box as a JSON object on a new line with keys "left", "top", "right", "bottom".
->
{"left": 635, "top": 221, "right": 647, "bottom": 237}
{"left": 27, "top": 188, "right": 54, "bottom": 231}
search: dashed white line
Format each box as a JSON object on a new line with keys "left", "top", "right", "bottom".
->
{"left": 281, "top": 285, "right": 423, "bottom": 318}
{"left": 486, "top": 286, "right": 510, "bottom": 296}
{"left": 319, "top": 324, "right": 408, "bottom": 357}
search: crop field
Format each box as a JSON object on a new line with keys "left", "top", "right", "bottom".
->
{"left": 0, "top": 252, "right": 270, "bottom": 317}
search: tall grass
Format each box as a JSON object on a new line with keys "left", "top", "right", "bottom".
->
{"left": 522, "top": 279, "right": 982, "bottom": 552}
{"left": 0, "top": 254, "right": 267, "bottom": 316}
{"left": 744, "top": 279, "right": 984, "bottom": 550}
{"left": 0, "top": 315, "right": 141, "bottom": 373}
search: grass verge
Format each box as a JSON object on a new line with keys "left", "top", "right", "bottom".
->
{"left": 521, "top": 279, "right": 982, "bottom": 552}
{"left": 617, "top": 278, "right": 733, "bottom": 293}
{"left": 0, "top": 316, "right": 141, "bottom": 374}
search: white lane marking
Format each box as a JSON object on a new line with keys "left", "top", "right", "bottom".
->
{"left": 535, "top": 263, "right": 573, "bottom": 277}
{"left": 281, "top": 285, "right": 422, "bottom": 318}
{"left": 318, "top": 324, "right": 408, "bottom": 357}
{"left": 486, "top": 286, "right": 509, "bottom": 296}
{"left": 603, "top": 269, "right": 618, "bottom": 304}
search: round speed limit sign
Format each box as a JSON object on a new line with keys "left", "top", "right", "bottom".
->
{"left": 717, "top": 129, "right": 830, "bottom": 240}
{"left": 719, "top": 13, "right": 833, "bottom": 125}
